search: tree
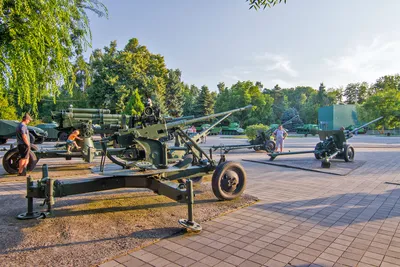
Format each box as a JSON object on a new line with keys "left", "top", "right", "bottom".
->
{"left": 0, "top": 0, "right": 107, "bottom": 112}
{"left": 0, "top": 92, "right": 17, "bottom": 119}
{"left": 196, "top": 85, "right": 214, "bottom": 116}
{"left": 281, "top": 108, "right": 303, "bottom": 131}
{"left": 124, "top": 89, "right": 144, "bottom": 116}
{"left": 165, "top": 69, "right": 184, "bottom": 117}
{"left": 247, "top": 0, "right": 286, "bottom": 10}
{"left": 357, "top": 88, "right": 400, "bottom": 128}
{"left": 182, "top": 84, "right": 199, "bottom": 116}
{"left": 344, "top": 83, "right": 358, "bottom": 104}
{"left": 86, "top": 38, "right": 168, "bottom": 113}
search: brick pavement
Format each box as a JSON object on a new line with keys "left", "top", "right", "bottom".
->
{"left": 99, "top": 147, "right": 400, "bottom": 267}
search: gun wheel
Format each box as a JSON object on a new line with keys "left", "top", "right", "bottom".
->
{"left": 344, "top": 144, "right": 354, "bottom": 162}
{"left": 314, "top": 142, "right": 323, "bottom": 159}
{"left": 2, "top": 148, "right": 38, "bottom": 174}
{"left": 264, "top": 140, "right": 276, "bottom": 152}
{"left": 212, "top": 161, "right": 246, "bottom": 200}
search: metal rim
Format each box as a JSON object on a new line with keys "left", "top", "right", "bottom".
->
{"left": 219, "top": 166, "right": 245, "bottom": 198}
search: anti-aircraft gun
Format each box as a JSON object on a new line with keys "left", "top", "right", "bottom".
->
{"left": 2, "top": 108, "right": 197, "bottom": 174}
{"left": 17, "top": 105, "right": 252, "bottom": 232}
{"left": 212, "top": 115, "right": 299, "bottom": 154}
{"left": 268, "top": 116, "right": 383, "bottom": 168}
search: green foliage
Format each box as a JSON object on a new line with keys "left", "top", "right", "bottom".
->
{"left": 215, "top": 81, "right": 273, "bottom": 126}
{"left": 165, "top": 69, "right": 184, "bottom": 117}
{"left": 0, "top": 93, "right": 17, "bottom": 119}
{"left": 195, "top": 85, "right": 215, "bottom": 116}
{"left": 357, "top": 86, "right": 400, "bottom": 128}
{"left": 0, "top": 0, "right": 107, "bottom": 112}
{"left": 86, "top": 38, "right": 168, "bottom": 113}
{"left": 245, "top": 124, "right": 269, "bottom": 140}
{"left": 182, "top": 84, "right": 199, "bottom": 116}
{"left": 247, "top": 0, "right": 286, "bottom": 10}
{"left": 124, "top": 89, "right": 145, "bottom": 116}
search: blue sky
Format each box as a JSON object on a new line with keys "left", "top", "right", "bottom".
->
{"left": 86, "top": 0, "right": 400, "bottom": 91}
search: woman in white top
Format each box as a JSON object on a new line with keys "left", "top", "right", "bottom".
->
{"left": 273, "top": 125, "right": 288, "bottom": 153}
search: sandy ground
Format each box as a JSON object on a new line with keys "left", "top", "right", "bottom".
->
{"left": 0, "top": 180, "right": 257, "bottom": 267}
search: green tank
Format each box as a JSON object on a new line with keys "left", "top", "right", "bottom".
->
{"left": 345, "top": 125, "right": 367, "bottom": 134}
{"left": 296, "top": 124, "right": 320, "bottom": 136}
{"left": 0, "top": 120, "right": 48, "bottom": 144}
{"left": 221, "top": 121, "right": 244, "bottom": 135}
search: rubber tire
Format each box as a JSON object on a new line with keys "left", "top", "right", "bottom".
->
{"left": 2, "top": 148, "right": 38, "bottom": 174}
{"left": 314, "top": 142, "right": 323, "bottom": 160}
{"left": 344, "top": 144, "right": 355, "bottom": 162}
{"left": 0, "top": 138, "right": 8, "bottom": 145}
{"left": 264, "top": 140, "right": 276, "bottom": 152}
{"left": 212, "top": 161, "right": 247, "bottom": 201}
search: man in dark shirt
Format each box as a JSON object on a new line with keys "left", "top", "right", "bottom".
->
{"left": 16, "top": 113, "right": 32, "bottom": 176}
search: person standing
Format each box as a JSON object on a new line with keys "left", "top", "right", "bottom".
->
{"left": 16, "top": 113, "right": 32, "bottom": 176}
{"left": 273, "top": 125, "right": 288, "bottom": 153}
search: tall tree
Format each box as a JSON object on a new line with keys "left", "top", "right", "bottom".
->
{"left": 196, "top": 85, "right": 214, "bottom": 116}
{"left": 86, "top": 38, "right": 168, "bottom": 113}
{"left": 0, "top": 0, "right": 107, "bottom": 112}
{"left": 165, "top": 69, "right": 184, "bottom": 117}
{"left": 124, "top": 89, "right": 145, "bottom": 116}
{"left": 182, "top": 84, "right": 199, "bottom": 116}
{"left": 344, "top": 83, "right": 358, "bottom": 104}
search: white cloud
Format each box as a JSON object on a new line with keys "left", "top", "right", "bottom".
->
{"left": 324, "top": 37, "right": 400, "bottom": 82}
{"left": 255, "top": 52, "right": 298, "bottom": 77}
{"left": 220, "top": 52, "right": 298, "bottom": 88}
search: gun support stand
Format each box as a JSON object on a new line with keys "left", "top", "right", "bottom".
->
{"left": 321, "top": 150, "right": 341, "bottom": 168}
{"left": 17, "top": 176, "right": 42, "bottom": 220}
{"left": 178, "top": 179, "right": 202, "bottom": 232}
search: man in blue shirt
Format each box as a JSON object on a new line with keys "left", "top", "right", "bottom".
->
{"left": 16, "top": 113, "right": 32, "bottom": 176}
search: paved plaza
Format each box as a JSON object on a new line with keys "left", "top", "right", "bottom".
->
{"left": 1, "top": 136, "right": 400, "bottom": 267}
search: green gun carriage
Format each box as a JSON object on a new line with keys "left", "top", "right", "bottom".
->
{"left": 16, "top": 105, "right": 252, "bottom": 232}
{"left": 212, "top": 115, "right": 299, "bottom": 154}
{"left": 267, "top": 117, "right": 383, "bottom": 168}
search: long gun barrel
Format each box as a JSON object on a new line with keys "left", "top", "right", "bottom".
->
{"left": 166, "top": 105, "right": 253, "bottom": 129}
{"left": 350, "top": 116, "right": 383, "bottom": 134}
{"left": 282, "top": 115, "right": 299, "bottom": 127}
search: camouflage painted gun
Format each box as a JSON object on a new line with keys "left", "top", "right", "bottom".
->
{"left": 268, "top": 116, "right": 383, "bottom": 168}
{"left": 17, "top": 105, "right": 252, "bottom": 233}
{"left": 212, "top": 115, "right": 299, "bottom": 154}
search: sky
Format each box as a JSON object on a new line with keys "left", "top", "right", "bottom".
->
{"left": 86, "top": 0, "right": 400, "bottom": 91}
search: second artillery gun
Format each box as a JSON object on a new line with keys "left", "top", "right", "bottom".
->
{"left": 267, "top": 117, "right": 383, "bottom": 168}
{"left": 212, "top": 115, "right": 299, "bottom": 154}
{"left": 17, "top": 105, "right": 252, "bottom": 232}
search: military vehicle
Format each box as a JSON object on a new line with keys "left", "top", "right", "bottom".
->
{"left": 194, "top": 123, "right": 221, "bottom": 135}
{"left": 212, "top": 115, "right": 299, "bottom": 154}
{"left": 345, "top": 124, "right": 367, "bottom": 134}
{"left": 296, "top": 124, "right": 320, "bottom": 136}
{"left": 17, "top": 105, "right": 252, "bottom": 232}
{"left": 0, "top": 120, "right": 48, "bottom": 145}
{"left": 220, "top": 121, "right": 244, "bottom": 135}
{"left": 268, "top": 117, "right": 383, "bottom": 168}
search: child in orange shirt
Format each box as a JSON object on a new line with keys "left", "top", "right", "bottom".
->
{"left": 66, "top": 130, "right": 83, "bottom": 154}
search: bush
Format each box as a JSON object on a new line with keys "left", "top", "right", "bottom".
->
{"left": 245, "top": 124, "right": 269, "bottom": 140}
